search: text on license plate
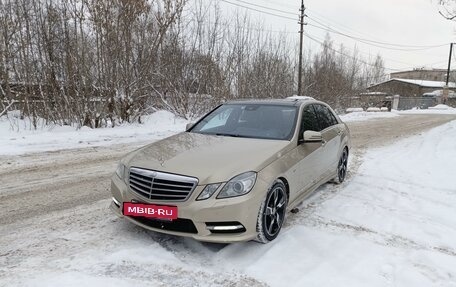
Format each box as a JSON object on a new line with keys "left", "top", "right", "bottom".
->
{"left": 123, "top": 202, "right": 178, "bottom": 220}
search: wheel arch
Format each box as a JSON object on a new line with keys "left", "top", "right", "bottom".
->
{"left": 277, "top": 176, "right": 290, "bottom": 203}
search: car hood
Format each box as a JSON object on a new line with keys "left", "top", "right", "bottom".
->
{"left": 125, "top": 132, "right": 291, "bottom": 184}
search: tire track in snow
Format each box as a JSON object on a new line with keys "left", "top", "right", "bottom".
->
{"left": 301, "top": 214, "right": 456, "bottom": 257}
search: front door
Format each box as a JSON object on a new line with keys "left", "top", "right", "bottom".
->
{"left": 313, "top": 104, "right": 342, "bottom": 178}
{"left": 291, "top": 104, "right": 326, "bottom": 200}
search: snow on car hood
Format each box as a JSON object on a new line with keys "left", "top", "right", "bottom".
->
{"left": 125, "top": 132, "right": 291, "bottom": 184}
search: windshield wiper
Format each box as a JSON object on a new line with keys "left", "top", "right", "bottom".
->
{"left": 215, "top": 133, "right": 250, "bottom": 138}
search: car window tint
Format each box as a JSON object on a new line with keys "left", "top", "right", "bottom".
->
{"left": 326, "top": 107, "right": 339, "bottom": 125}
{"left": 300, "top": 105, "right": 321, "bottom": 138}
{"left": 314, "top": 104, "right": 337, "bottom": 130}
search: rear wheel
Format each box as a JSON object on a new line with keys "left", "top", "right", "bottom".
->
{"left": 256, "top": 181, "right": 288, "bottom": 243}
{"left": 334, "top": 148, "right": 348, "bottom": 184}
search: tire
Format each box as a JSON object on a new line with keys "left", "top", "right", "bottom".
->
{"left": 334, "top": 147, "right": 348, "bottom": 184}
{"left": 256, "top": 180, "right": 288, "bottom": 243}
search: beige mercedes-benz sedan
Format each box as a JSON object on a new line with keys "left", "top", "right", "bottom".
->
{"left": 110, "top": 97, "right": 350, "bottom": 243}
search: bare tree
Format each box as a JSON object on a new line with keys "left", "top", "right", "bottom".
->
{"left": 0, "top": 0, "right": 386, "bottom": 128}
{"left": 438, "top": 0, "right": 456, "bottom": 20}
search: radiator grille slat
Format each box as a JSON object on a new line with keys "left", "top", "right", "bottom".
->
{"left": 129, "top": 174, "right": 153, "bottom": 184}
{"left": 129, "top": 178, "right": 152, "bottom": 190}
{"left": 128, "top": 167, "right": 198, "bottom": 201}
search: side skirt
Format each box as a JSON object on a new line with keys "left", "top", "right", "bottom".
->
{"left": 287, "top": 171, "right": 337, "bottom": 210}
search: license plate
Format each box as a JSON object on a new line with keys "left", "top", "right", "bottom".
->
{"left": 123, "top": 202, "right": 178, "bottom": 220}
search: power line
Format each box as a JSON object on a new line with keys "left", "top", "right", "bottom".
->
{"left": 207, "top": 19, "right": 296, "bottom": 34}
{"left": 254, "top": 0, "right": 300, "bottom": 10}
{"left": 305, "top": 8, "right": 385, "bottom": 43}
{"left": 305, "top": 31, "right": 445, "bottom": 71}
{"left": 219, "top": 0, "right": 448, "bottom": 70}
{"left": 219, "top": 0, "right": 297, "bottom": 21}
{"left": 228, "top": 0, "right": 297, "bottom": 16}
{"left": 237, "top": 0, "right": 449, "bottom": 49}
{"left": 304, "top": 33, "right": 403, "bottom": 71}
{"left": 304, "top": 32, "right": 404, "bottom": 69}
{"left": 221, "top": 0, "right": 448, "bottom": 51}
{"left": 307, "top": 18, "right": 448, "bottom": 51}
{"left": 305, "top": 31, "right": 420, "bottom": 67}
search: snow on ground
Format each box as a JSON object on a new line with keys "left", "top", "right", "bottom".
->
{"left": 1, "top": 118, "right": 456, "bottom": 286}
{"left": 339, "top": 111, "right": 399, "bottom": 122}
{"left": 0, "top": 109, "right": 403, "bottom": 156}
{"left": 341, "top": 104, "right": 456, "bottom": 122}
{"left": 0, "top": 111, "right": 188, "bottom": 155}
{"left": 1, "top": 105, "right": 455, "bottom": 156}
{"left": 429, "top": 104, "right": 455, "bottom": 110}
{"left": 394, "top": 104, "right": 456, "bottom": 115}
{"left": 225, "top": 119, "right": 456, "bottom": 286}
{"left": 345, "top": 108, "right": 364, "bottom": 113}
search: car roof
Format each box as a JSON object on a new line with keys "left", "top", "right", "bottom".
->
{"left": 226, "top": 97, "right": 321, "bottom": 107}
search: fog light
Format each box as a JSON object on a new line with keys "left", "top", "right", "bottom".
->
{"left": 205, "top": 222, "right": 246, "bottom": 234}
{"left": 112, "top": 197, "right": 121, "bottom": 207}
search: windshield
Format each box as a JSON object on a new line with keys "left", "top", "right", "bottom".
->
{"left": 190, "top": 104, "right": 298, "bottom": 140}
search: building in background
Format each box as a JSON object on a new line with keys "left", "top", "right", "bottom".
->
{"left": 367, "top": 78, "right": 456, "bottom": 97}
{"left": 389, "top": 68, "right": 456, "bottom": 82}
{"left": 356, "top": 68, "right": 456, "bottom": 110}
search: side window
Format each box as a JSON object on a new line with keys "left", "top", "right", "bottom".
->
{"left": 326, "top": 107, "right": 339, "bottom": 125}
{"left": 299, "top": 105, "right": 320, "bottom": 139}
{"left": 314, "top": 104, "right": 337, "bottom": 130}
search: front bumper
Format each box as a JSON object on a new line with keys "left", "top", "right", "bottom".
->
{"left": 110, "top": 173, "right": 268, "bottom": 243}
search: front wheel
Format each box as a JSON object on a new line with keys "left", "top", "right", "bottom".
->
{"left": 334, "top": 148, "right": 348, "bottom": 184}
{"left": 256, "top": 181, "right": 288, "bottom": 243}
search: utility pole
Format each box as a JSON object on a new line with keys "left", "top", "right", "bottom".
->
{"left": 297, "top": 0, "right": 306, "bottom": 96}
{"left": 444, "top": 43, "right": 454, "bottom": 104}
{"left": 446, "top": 43, "right": 453, "bottom": 86}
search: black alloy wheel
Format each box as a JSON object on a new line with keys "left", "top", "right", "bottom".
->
{"left": 257, "top": 181, "right": 288, "bottom": 243}
{"left": 337, "top": 148, "right": 348, "bottom": 183}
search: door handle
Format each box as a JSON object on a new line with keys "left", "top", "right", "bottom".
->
{"left": 321, "top": 139, "right": 326, "bottom": 146}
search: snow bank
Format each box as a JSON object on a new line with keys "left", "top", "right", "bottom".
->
{"left": 345, "top": 108, "right": 364, "bottom": 113}
{"left": 394, "top": 105, "right": 456, "bottom": 115}
{"left": 0, "top": 110, "right": 188, "bottom": 155}
{"left": 366, "top": 107, "right": 381, "bottom": 112}
{"left": 428, "top": 104, "right": 455, "bottom": 110}
{"left": 339, "top": 111, "right": 399, "bottom": 122}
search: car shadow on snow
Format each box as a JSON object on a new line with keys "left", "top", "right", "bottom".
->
{"left": 116, "top": 219, "right": 229, "bottom": 260}
{"left": 115, "top": 177, "right": 355, "bottom": 256}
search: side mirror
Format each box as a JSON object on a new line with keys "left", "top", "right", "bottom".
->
{"left": 186, "top": 122, "right": 194, "bottom": 131}
{"left": 303, "top": 130, "right": 322, "bottom": 143}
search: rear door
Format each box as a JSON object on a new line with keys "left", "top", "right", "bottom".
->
{"left": 312, "top": 104, "right": 342, "bottom": 177}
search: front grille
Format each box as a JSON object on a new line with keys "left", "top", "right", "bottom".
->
{"left": 128, "top": 167, "right": 198, "bottom": 201}
{"left": 131, "top": 216, "right": 198, "bottom": 234}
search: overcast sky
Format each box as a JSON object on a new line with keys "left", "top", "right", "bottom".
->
{"left": 217, "top": 0, "right": 456, "bottom": 74}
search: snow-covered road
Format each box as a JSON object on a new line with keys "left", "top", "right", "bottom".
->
{"left": 1, "top": 115, "right": 456, "bottom": 286}
{"left": 245, "top": 120, "right": 456, "bottom": 286}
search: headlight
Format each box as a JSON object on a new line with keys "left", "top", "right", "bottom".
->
{"left": 115, "top": 163, "right": 126, "bottom": 180}
{"left": 217, "top": 172, "right": 257, "bottom": 199}
{"left": 196, "top": 183, "right": 221, "bottom": 200}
